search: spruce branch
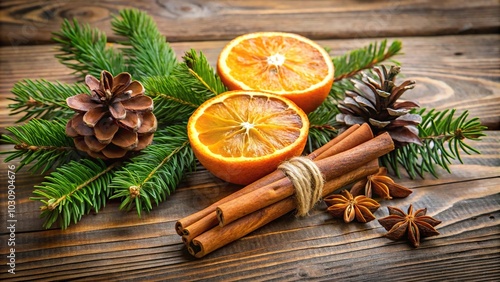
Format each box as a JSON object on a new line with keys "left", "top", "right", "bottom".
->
{"left": 52, "top": 18, "right": 127, "bottom": 80}
{"left": 1, "top": 119, "right": 80, "bottom": 174}
{"left": 152, "top": 50, "right": 227, "bottom": 118}
{"left": 110, "top": 125, "right": 195, "bottom": 216}
{"left": 182, "top": 49, "right": 228, "bottom": 96}
{"left": 144, "top": 68, "right": 212, "bottom": 123}
{"left": 381, "top": 109, "right": 486, "bottom": 178}
{"left": 111, "top": 9, "right": 177, "bottom": 79}
{"left": 8, "top": 79, "right": 87, "bottom": 122}
{"left": 31, "top": 159, "right": 118, "bottom": 229}
{"left": 333, "top": 39, "right": 402, "bottom": 82}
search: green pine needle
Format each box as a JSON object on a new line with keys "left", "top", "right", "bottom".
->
{"left": 144, "top": 51, "right": 224, "bottom": 123}
{"left": 381, "top": 109, "right": 487, "bottom": 178}
{"left": 31, "top": 159, "right": 118, "bottom": 229}
{"left": 333, "top": 39, "right": 402, "bottom": 82}
{"left": 8, "top": 79, "right": 87, "bottom": 122}
{"left": 1, "top": 119, "right": 80, "bottom": 174}
{"left": 111, "top": 9, "right": 177, "bottom": 79}
{"left": 144, "top": 74, "right": 204, "bottom": 123}
{"left": 110, "top": 125, "right": 195, "bottom": 216}
{"left": 52, "top": 18, "right": 127, "bottom": 80}
{"left": 181, "top": 49, "right": 228, "bottom": 96}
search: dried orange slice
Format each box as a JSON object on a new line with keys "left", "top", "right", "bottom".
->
{"left": 188, "top": 90, "right": 309, "bottom": 185}
{"left": 217, "top": 32, "right": 334, "bottom": 113}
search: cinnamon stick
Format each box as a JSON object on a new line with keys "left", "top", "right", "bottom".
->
{"left": 176, "top": 124, "right": 372, "bottom": 236}
{"left": 188, "top": 160, "right": 379, "bottom": 258}
{"left": 216, "top": 132, "right": 394, "bottom": 226}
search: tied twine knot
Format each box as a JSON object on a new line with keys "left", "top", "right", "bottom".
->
{"left": 278, "top": 156, "right": 324, "bottom": 216}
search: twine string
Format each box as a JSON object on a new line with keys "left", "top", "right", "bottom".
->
{"left": 278, "top": 156, "right": 324, "bottom": 216}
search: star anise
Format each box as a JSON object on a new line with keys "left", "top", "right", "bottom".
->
{"left": 350, "top": 167, "right": 413, "bottom": 200}
{"left": 378, "top": 204, "right": 441, "bottom": 247}
{"left": 324, "top": 190, "right": 380, "bottom": 223}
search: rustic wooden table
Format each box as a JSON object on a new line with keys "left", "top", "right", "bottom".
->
{"left": 1, "top": 1, "right": 499, "bottom": 281}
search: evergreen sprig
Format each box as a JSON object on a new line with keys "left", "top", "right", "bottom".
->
{"left": 1, "top": 119, "right": 80, "bottom": 174}
{"left": 144, "top": 74, "right": 205, "bottom": 123}
{"left": 110, "top": 125, "right": 195, "bottom": 216}
{"left": 111, "top": 9, "right": 177, "bottom": 79}
{"left": 381, "top": 109, "right": 486, "bottom": 178}
{"left": 181, "top": 49, "right": 228, "bottom": 96}
{"left": 144, "top": 50, "right": 225, "bottom": 122}
{"left": 31, "top": 159, "right": 118, "bottom": 229}
{"left": 333, "top": 39, "right": 402, "bottom": 82}
{"left": 52, "top": 18, "right": 127, "bottom": 80}
{"left": 8, "top": 79, "right": 87, "bottom": 122}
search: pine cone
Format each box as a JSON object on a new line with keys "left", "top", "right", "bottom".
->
{"left": 336, "top": 66, "right": 422, "bottom": 147}
{"left": 65, "top": 70, "right": 157, "bottom": 159}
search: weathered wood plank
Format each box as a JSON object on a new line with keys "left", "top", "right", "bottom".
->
{"left": 1, "top": 165, "right": 498, "bottom": 280}
{"left": 0, "top": 129, "right": 498, "bottom": 280}
{"left": 1, "top": 0, "right": 499, "bottom": 45}
{"left": 2, "top": 34, "right": 499, "bottom": 130}
{"left": 1, "top": 11, "right": 499, "bottom": 279}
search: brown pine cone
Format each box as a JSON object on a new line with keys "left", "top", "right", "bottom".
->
{"left": 336, "top": 65, "right": 422, "bottom": 147}
{"left": 65, "top": 70, "right": 157, "bottom": 159}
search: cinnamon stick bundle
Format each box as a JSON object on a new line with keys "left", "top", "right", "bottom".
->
{"left": 217, "top": 133, "right": 394, "bottom": 226}
{"left": 175, "top": 124, "right": 395, "bottom": 258}
{"left": 175, "top": 123, "right": 371, "bottom": 237}
{"left": 188, "top": 161, "right": 379, "bottom": 258}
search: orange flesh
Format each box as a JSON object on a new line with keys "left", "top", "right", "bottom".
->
{"left": 225, "top": 36, "right": 329, "bottom": 92}
{"left": 194, "top": 94, "right": 303, "bottom": 158}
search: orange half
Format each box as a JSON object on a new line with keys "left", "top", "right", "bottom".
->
{"left": 217, "top": 32, "right": 334, "bottom": 113}
{"left": 188, "top": 90, "right": 309, "bottom": 185}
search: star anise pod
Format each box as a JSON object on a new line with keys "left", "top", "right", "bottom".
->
{"left": 65, "top": 70, "right": 157, "bottom": 159}
{"left": 350, "top": 167, "right": 413, "bottom": 200}
{"left": 324, "top": 190, "right": 380, "bottom": 223}
{"left": 378, "top": 204, "right": 441, "bottom": 247}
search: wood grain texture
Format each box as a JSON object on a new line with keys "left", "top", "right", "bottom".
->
{"left": 1, "top": 1, "right": 499, "bottom": 280}
{"left": 1, "top": 0, "right": 499, "bottom": 45}
{"left": 0, "top": 132, "right": 498, "bottom": 281}
{"left": 2, "top": 34, "right": 499, "bottom": 130}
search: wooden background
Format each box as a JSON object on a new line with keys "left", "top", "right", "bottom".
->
{"left": 1, "top": 0, "right": 499, "bottom": 281}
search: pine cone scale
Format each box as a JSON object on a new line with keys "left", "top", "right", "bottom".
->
{"left": 83, "top": 107, "right": 107, "bottom": 127}
{"left": 135, "top": 133, "right": 154, "bottom": 151}
{"left": 109, "top": 102, "right": 127, "bottom": 120}
{"left": 113, "top": 92, "right": 132, "bottom": 103}
{"left": 66, "top": 71, "right": 156, "bottom": 158}
{"left": 120, "top": 112, "right": 141, "bottom": 131}
{"left": 111, "top": 128, "right": 138, "bottom": 149}
{"left": 137, "top": 112, "right": 157, "bottom": 134}
{"left": 111, "top": 73, "right": 132, "bottom": 93}
{"left": 72, "top": 114, "right": 94, "bottom": 136}
{"left": 67, "top": 94, "right": 100, "bottom": 112}
{"left": 121, "top": 95, "right": 153, "bottom": 111}
{"left": 85, "top": 75, "right": 100, "bottom": 91}
{"left": 65, "top": 119, "right": 79, "bottom": 137}
{"left": 337, "top": 66, "right": 421, "bottom": 148}
{"left": 84, "top": 135, "right": 107, "bottom": 152}
{"left": 94, "top": 117, "right": 119, "bottom": 143}
{"left": 125, "top": 81, "right": 145, "bottom": 96}
{"left": 102, "top": 145, "right": 127, "bottom": 159}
